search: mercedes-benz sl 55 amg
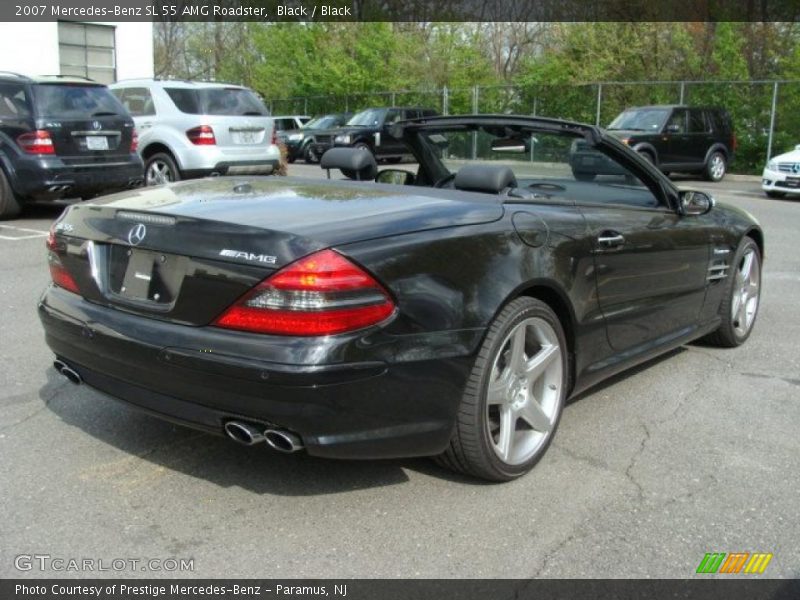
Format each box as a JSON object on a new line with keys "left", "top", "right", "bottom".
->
{"left": 39, "top": 115, "right": 763, "bottom": 481}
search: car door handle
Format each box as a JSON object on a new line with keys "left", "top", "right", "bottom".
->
{"left": 597, "top": 232, "right": 625, "bottom": 248}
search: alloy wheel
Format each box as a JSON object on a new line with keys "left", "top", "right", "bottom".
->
{"left": 731, "top": 247, "right": 760, "bottom": 337}
{"left": 146, "top": 160, "right": 174, "bottom": 186}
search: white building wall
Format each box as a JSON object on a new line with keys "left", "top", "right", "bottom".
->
{"left": 0, "top": 22, "right": 153, "bottom": 81}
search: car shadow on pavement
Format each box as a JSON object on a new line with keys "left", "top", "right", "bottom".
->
{"left": 39, "top": 368, "right": 483, "bottom": 495}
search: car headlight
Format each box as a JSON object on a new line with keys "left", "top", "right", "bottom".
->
{"left": 767, "top": 160, "right": 778, "bottom": 171}
{"left": 334, "top": 134, "right": 351, "bottom": 144}
{"left": 288, "top": 133, "right": 304, "bottom": 141}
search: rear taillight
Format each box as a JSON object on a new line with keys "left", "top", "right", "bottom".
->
{"left": 214, "top": 249, "right": 395, "bottom": 336}
{"left": 46, "top": 225, "right": 79, "bottom": 294}
{"left": 131, "top": 128, "right": 139, "bottom": 152}
{"left": 18, "top": 130, "right": 55, "bottom": 155}
{"left": 186, "top": 125, "right": 216, "bottom": 145}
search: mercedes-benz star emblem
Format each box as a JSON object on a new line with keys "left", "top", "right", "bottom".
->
{"left": 793, "top": 163, "right": 800, "bottom": 175}
{"left": 92, "top": 120, "right": 102, "bottom": 131}
{"left": 127, "top": 224, "right": 147, "bottom": 246}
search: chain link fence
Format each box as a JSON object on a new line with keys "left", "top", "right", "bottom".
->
{"left": 268, "top": 80, "right": 800, "bottom": 174}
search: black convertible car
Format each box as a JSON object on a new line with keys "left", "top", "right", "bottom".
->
{"left": 39, "top": 115, "right": 763, "bottom": 481}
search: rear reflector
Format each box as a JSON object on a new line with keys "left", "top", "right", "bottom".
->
{"left": 187, "top": 125, "right": 216, "bottom": 145}
{"left": 18, "top": 130, "right": 55, "bottom": 155}
{"left": 46, "top": 226, "right": 79, "bottom": 294}
{"left": 214, "top": 249, "right": 395, "bottom": 336}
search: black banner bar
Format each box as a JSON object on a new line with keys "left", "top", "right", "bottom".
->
{"left": 3, "top": 579, "right": 800, "bottom": 600}
{"left": 3, "top": 0, "right": 800, "bottom": 22}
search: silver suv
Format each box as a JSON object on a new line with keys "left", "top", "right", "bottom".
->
{"left": 110, "top": 79, "right": 280, "bottom": 185}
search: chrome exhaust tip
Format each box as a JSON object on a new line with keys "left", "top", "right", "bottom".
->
{"left": 59, "top": 364, "right": 82, "bottom": 385}
{"left": 264, "top": 429, "right": 304, "bottom": 453}
{"left": 224, "top": 421, "right": 266, "bottom": 446}
{"left": 53, "top": 359, "right": 66, "bottom": 373}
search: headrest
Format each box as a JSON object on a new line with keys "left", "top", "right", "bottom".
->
{"left": 320, "top": 147, "right": 378, "bottom": 181}
{"left": 453, "top": 165, "right": 517, "bottom": 194}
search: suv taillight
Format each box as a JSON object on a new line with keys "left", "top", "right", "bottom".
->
{"left": 186, "top": 125, "right": 216, "bottom": 145}
{"left": 214, "top": 249, "right": 395, "bottom": 336}
{"left": 131, "top": 128, "right": 139, "bottom": 152}
{"left": 46, "top": 225, "right": 79, "bottom": 294}
{"left": 18, "top": 130, "right": 55, "bottom": 155}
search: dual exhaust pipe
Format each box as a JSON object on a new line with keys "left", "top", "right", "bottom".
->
{"left": 53, "top": 360, "right": 302, "bottom": 454}
{"left": 224, "top": 421, "right": 304, "bottom": 454}
{"left": 47, "top": 184, "right": 73, "bottom": 194}
{"left": 53, "top": 360, "right": 82, "bottom": 385}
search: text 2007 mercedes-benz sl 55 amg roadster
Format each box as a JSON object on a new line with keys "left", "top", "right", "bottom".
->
{"left": 39, "top": 115, "right": 763, "bottom": 481}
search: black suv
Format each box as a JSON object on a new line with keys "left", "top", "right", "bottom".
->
{"left": 277, "top": 113, "right": 351, "bottom": 163}
{"left": 0, "top": 73, "right": 143, "bottom": 218}
{"left": 571, "top": 105, "right": 736, "bottom": 182}
{"left": 310, "top": 106, "right": 438, "bottom": 165}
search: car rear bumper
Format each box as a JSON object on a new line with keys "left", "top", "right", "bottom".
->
{"left": 38, "top": 285, "right": 475, "bottom": 460}
{"left": 177, "top": 144, "right": 281, "bottom": 172}
{"left": 11, "top": 154, "right": 144, "bottom": 198}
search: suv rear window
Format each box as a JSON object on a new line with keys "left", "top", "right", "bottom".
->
{"left": 0, "top": 83, "right": 31, "bottom": 118}
{"left": 165, "top": 87, "right": 267, "bottom": 116}
{"left": 32, "top": 84, "right": 124, "bottom": 118}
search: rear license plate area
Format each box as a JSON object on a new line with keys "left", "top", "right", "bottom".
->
{"left": 85, "top": 135, "right": 110, "bottom": 151}
{"left": 232, "top": 130, "right": 262, "bottom": 145}
{"left": 108, "top": 247, "right": 187, "bottom": 307}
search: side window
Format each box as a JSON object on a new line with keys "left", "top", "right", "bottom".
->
{"left": 385, "top": 109, "right": 402, "bottom": 125}
{"left": 115, "top": 87, "right": 155, "bottom": 117}
{"left": 402, "top": 109, "right": 420, "bottom": 120}
{"left": 665, "top": 109, "right": 687, "bottom": 134}
{"left": 688, "top": 109, "right": 708, "bottom": 133}
{"left": 165, "top": 88, "right": 200, "bottom": 114}
{"left": 0, "top": 83, "right": 31, "bottom": 119}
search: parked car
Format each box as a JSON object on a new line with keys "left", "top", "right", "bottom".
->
{"left": 277, "top": 113, "right": 351, "bottom": 163}
{"left": 110, "top": 79, "right": 280, "bottom": 186}
{"left": 271, "top": 115, "right": 311, "bottom": 133}
{"left": 0, "top": 72, "right": 143, "bottom": 219}
{"left": 39, "top": 114, "right": 763, "bottom": 481}
{"left": 573, "top": 105, "right": 736, "bottom": 182}
{"left": 309, "top": 106, "right": 438, "bottom": 168}
{"left": 761, "top": 144, "right": 800, "bottom": 198}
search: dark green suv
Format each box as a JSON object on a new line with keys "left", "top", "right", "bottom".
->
{"left": 571, "top": 105, "right": 736, "bottom": 182}
{"left": 0, "top": 73, "right": 143, "bottom": 218}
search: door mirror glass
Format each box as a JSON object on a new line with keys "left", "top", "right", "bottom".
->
{"left": 679, "top": 190, "right": 714, "bottom": 216}
{"left": 376, "top": 169, "right": 415, "bottom": 185}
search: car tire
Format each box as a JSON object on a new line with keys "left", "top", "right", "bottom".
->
{"left": 637, "top": 150, "right": 655, "bottom": 165}
{"left": 765, "top": 191, "right": 786, "bottom": 199}
{"left": 704, "top": 151, "right": 727, "bottom": 182}
{"left": 702, "top": 237, "right": 761, "bottom": 348}
{"left": 435, "top": 297, "right": 568, "bottom": 481}
{"left": 303, "top": 143, "right": 319, "bottom": 164}
{"left": 144, "top": 153, "right": 181, "bottom": 186}
{"left": 0, "top": 167, "right": 22, "bottom": 220}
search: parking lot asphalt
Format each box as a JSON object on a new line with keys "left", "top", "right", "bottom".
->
{"left": 1, "top": 166, "right": 798, "bottom": 579}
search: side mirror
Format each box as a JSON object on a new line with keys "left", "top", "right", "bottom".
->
{"left": 678, "top": 190, "right": 714, "bottom": 216}
{"left": 664, "top": 124, "right": 681, "bottom": 134}
{"left": 376, "top": 169, "right": 415, "bottom": 186}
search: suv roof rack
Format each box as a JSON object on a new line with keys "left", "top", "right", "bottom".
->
{"left": 0, "top": 71, "right": 32, "bottom": 81}
{"left": 40, "top": 74, "right": 97, "bottom": 82}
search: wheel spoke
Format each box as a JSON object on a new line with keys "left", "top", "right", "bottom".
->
{"left": 509, "top": 326, "right": 527, "bottom": 372}
{"left": 736, "top": 292, "right": 748, "bottom": 326}
{"left": 496, "top": 406, "right": 516, "bottom": 461}
{"left": 740, "top": 251, "right": 754, "bottom": 281}
{"left": 523, "top": 344, "right": 559, "bottom": 385}
{"left": 518, "top": 397, "right": 552, "bottom": 433}
{"left": 487, "top": 370, "right": 511, "bottom": 406}
{"left": 731, "top": 291, "right": 742, "bottom": 323}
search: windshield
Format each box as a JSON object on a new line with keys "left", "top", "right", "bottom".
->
{"left": 303, "top": 115, "right": 338, "bottom": 129}
{"left": 347, "top": 108, "right": 386, "bottom": 127}
{"left": 608, "top": 108, "right": 670, "bottom": 131}
{"left": 165, "top": 87, "right": 267, "bottom": 116}
{"left": 33, "top": 84, "right": 124, "bottom": 118}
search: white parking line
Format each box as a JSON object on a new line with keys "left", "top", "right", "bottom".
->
{"left": 0, "top": 225, "right": 49, "bottom": 241}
